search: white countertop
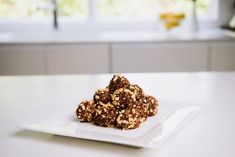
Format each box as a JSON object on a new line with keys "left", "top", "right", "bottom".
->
{"left": 0, "top": 28, "right": 234, "bottom": 44}
{"left": 0, "top": 72, "right": 235, "bottom": 157}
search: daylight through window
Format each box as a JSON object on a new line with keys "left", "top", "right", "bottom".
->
{"left": 0, "top": 0, "right": 216, "bottom": 21}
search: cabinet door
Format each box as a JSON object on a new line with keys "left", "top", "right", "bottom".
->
{"left": 210, "top": 41, "right": 235, "bottom": 71}
{"left": 46, "top": 44, "right": 109, "bottom": 74}
{"left": 112, "top": 42, "right": 208, "bottom": 72}
{"left": 0, "top": 44, "right": 45, "bottom": 75}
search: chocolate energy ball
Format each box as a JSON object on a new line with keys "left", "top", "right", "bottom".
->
{"left": 129, "top": 84, "right": 145, "bottom": 101}
{"left": 133, "top": 101, "right": 148, "bottom": 123}
{"left": 93, "top": 88, "right": 111, "bottom": 104}
{"left": 111, "top": 88, "right": 136, "bottom": 110}
{"left": 117, "top": 107, "right": 142, "bottom": 130}
{"left": 109, "top": 75, "right": 130, "bottom": 94}
{"left": 93, "top": 103, "right": 118, "bottom": 127}
{"left": 143, "top": 95, "right": 158, "bottom": 116}
{"left": 76, "top": 100, "right": 96, "bottom": 122}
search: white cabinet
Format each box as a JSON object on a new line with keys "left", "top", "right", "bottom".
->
{"left": 0, "top": 44, "right": 45, "bottom": 75}
{"left": 46, "top": 44, "right": 109, "bottom": 74}
{"left": 209, "top": 41, "right": 235, "bottom": 71}
{"left": 112, "top": 42, "right": 208, "bottom": 73}
{"left": 1, "top": 40, "right": 235, "bottom": 75}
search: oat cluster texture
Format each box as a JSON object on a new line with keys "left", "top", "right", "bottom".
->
{"left": 76, "top": 74, "right": 159, "bottom": 130}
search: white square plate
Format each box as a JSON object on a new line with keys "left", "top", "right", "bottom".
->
{"left": 18, "top": 99, "right": 200, "bottom": 148}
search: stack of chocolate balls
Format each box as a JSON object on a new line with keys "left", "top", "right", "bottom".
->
{"left": 76, "top": 74, "right": 158, "bottom": 130}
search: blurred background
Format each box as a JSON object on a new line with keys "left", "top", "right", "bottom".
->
{"left": 0, "top": 0, "right": 235, "bottom": 75}
{"left": 0, "top": 0, "right": 212, "bottom": 20}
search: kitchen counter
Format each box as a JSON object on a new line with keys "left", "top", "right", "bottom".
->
{"left": 0, "top": 28, "right": 234, "bottom": 44}
{"left": 0, "top": 72, "right": 235, "bottom": 157}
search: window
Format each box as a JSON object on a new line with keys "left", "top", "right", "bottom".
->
{"left": 0, "top": 0, "right": 87, "bottom": 19}
{"left": 96, "top": 0, "right": 215, "bottom": 21}
{"left": 0, "top": 0, "right": 217, "bottom": 29}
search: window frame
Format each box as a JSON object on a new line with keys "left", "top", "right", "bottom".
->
{"left": 0, "top": 0, "right": 222, "bottom": 31}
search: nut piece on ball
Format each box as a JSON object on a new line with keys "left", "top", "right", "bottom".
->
{"left": 143, "top": 95, "right": 158, "bottom": 116}
{"left": 133, "top": 101, "right": 148, "bottom": 122}
{"left": 76, "top": 100, "right": 96, "bottom": 122}
{"left": 129, "top": 84, "right": 145, "bottom": 101}
{"left": 93, "top": 88, "right": 111, "bottom": 104}
{"left": 108, "top": 75, "right": 130, "bottom": 94}
{"left": 93, "top": 103, "right": 118, "bottom": 127}
{"left": 117, "top": 107, "right": 141, "bottom": 130}
{"left": 111, "top": 88, "right": 136, "bottom": 110}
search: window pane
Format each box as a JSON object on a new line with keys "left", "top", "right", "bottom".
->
{"left": 0, "top": 0, "right": 49, "bottom": 18}
{"left": 0, "top": 0, "right": 87, "bottom": 19}
{"left": 59, "top": 0, "right": 87, "bottom": 18}
{"left": 96, "top": 0, "right": 214, "bottom": 20}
